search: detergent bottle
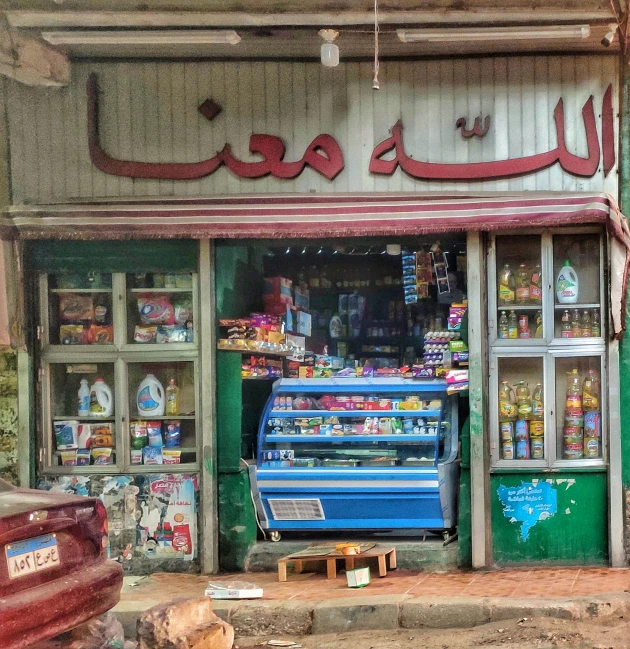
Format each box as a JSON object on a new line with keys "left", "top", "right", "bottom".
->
{"left": 556, "top": 260, "right": 579, "bottom": 304}
{"left": 137, "top": 374, "right": 165, "bottom": 417}
{"left": 78, "top": 378, "right": 90, "bottom": 417}
{"left": 89, "top": 378, "right": 113, "bottom": 417}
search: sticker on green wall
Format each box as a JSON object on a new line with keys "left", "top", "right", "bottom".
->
{"left": 497, "top": 481, "right": 558, "bottom": 542}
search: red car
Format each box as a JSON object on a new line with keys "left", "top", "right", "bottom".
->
{"left": 0, "top": 478, "right": 123, "bottom": 649}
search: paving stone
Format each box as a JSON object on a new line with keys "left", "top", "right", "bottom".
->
{"left": 312, "top": 595, "right": 407, "bottom": 634}
{"left": 400, "top": 597, "right": 489, "bottom": 629}
{"left": 230, "top": 601, "right": 312, "bottom": 636}
{"left": 486, "top": 597, "right": 582, "bottom": 622}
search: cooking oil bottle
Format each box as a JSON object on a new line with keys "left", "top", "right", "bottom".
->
{"left": 534, "top": 310, "right": 543, "bottom": 338}
{"left": 582, "top": 369, "right": 600, "bottom": 412}
{"left": 515, "top": 380, "right": 532, "bottom": 420}
{"left": 507, "top": 310, "right": 518, "bottom": 339}
{"left": 498, "top": 311, "right": 509, "bottom": 339}
{"left": 516, "top": 264, "right": 530, "bottom": 305}
{"left": 581, "top": 310, "right": 591, "bottom": 338}
{"left": 498, "top": 264, "right": 516, "bottom": 306}
{"left": 499, "top": 380, "right": 517, "bottom": 421}
{"left": 571, "top": 309, "right": 581, "bottom": 338}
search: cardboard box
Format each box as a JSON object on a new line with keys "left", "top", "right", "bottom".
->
{"left": 346, "top": 567, "right": 371, "bottom": 588}
{"left": 297, "top": 310, "right": 312, "bottom": 336}
{"left": 294, "top": 286, "right": 310, "bottom": 310}
{"left": 264, "top": 276, "right": 293, "bottom": 299}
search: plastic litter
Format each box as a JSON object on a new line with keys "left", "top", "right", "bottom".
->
{"left": 68, "top": 613, "right": 137, "bottom": 649}
{"left": 205, "top": 580, "right": 263, "bottom": 599}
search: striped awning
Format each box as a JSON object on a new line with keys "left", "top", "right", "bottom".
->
{"left": 6, "top": 191, "right": 630, "bottom": 336}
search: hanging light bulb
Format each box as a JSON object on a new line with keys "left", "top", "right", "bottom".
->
{"left": 319, "top": 29, "right": 340, "bottom": 68}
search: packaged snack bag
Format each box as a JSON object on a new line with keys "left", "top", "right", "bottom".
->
{"left": 59, "top": 325, "right": 87, "bottom": 345}
{"left": 59, "top": 294, "right": 94, "bottom": 323}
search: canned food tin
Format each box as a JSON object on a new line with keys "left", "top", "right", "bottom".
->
{"left": 563, "top": 425, "right": 583, "bottom": 439}
{"left": 500, "top": 421, "right": 514, "bottom": 441}
{"left": 516, "top": 439, "right": 530, "bottom": 459}
{"left": 530, "top": 437, "right": 544, "bottom": 459}
{"left": 515, "top": 419, "right": 529, "bottom": 441}
{"left": 564, "top": 442, "right": 584, "bottom": 459}
{"left": 564, "top": 414, "right": 584, "bottom": 427}
{"left": 502, "top": 440, "right": 514, "bottom": 460}
{"left": 584, "top": 437, "right": 600, "bottom": 458}
{"left": 584, "top": 412, "right": 600, "bottom": 437}
{"left": 530, "top": 420, "right": 544, "bottom": 437}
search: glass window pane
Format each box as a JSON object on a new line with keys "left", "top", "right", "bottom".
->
{"left": 49, "top": 363, "right": 116, "bottom": 468}
{"left": 48, "top": 273, "right": 113, "bottom": 346}
{"left": 495, "top": 235, "right": 543, "bottom": 340}
{"left": 497, "top": 357, "right": 545, "bottom": 461}
{"left": 126, "top": 272, "right": 195, "bottom": 345}
{"left": 555, "top": 357, "right": 603, "bottom": 461}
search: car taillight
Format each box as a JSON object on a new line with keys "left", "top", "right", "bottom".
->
{"left": 79, "top": 499, "right": 109, "bottom": 555}
{"left": 95, "top": 499, "right": 109, "bottom": 554}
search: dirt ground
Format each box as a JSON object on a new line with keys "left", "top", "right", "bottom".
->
{"left": 237, "top": 615, "right": 630, "bottom": 649}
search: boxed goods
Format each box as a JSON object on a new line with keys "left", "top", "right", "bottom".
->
{"left": 294, "top": 286, "right": 310, "bottom": 310}
{"left": 263, "top": 277, "right": 293, "bottom": 307}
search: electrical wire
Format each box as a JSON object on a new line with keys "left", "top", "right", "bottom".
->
{"left": 373, "top": 0, "right": 380, "bottom": 90}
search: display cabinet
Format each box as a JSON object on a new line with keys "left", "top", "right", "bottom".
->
{"left": 250, "top": 378, "right": 459, "bottom": 539}
{"left": 488, "top": 229, "right": 606, "bottom": 467}
{"left": 38, "top": 271, "right": 200, "bottom": 474}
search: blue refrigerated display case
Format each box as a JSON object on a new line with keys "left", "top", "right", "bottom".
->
{"left": 250, "top": 378, "right": 460, "bottom": 539}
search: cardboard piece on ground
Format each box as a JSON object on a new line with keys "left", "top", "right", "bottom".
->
{"left": 347, "top": 566, "right": 371, "bottom": 588}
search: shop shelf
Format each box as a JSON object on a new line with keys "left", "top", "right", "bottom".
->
{"left": 266, "top": 434, "right": 438, "bottom": 443}
{"left": 496, "top": 305, "right": 542, "bottom": 311}
{"left": 129, "top": 415, "right": 196, "bottom": 420}
{"left": 49, "top": 288, "right": 113, "bottom": 294}
{"left": 126, "top": 463, "right": 199, "bottom": 473}
{"left": 269, "top": 410, "right": 441, "bottom": 418}
{"left": 52, "top": 416, "right": 115, "bottom": 422}
{"left": 217, "top": 342, "right": 292, "bottom": 357}
{"left": 129, "top": 287, "right": 192, "bottom": 293}
{"left": 553, "top": 303, "right": 600, "bottom": 309}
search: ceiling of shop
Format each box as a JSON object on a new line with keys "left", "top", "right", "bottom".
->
{"left": 1, "top": 0, "right": 621, "bottom": 60}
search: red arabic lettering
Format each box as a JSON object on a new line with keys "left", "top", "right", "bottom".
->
{"left": 602, "top": 84, "right": 615, "bottom": 177}
{"left": 87, "top": 73, "right": 344, "bottom": 181}
{"left": 455, "top": 115, "right": 490, "bottom": 139}
{"left": 370, "top": 95, "right": 601, "bottom": 181}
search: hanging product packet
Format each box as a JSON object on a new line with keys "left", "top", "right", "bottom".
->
{"left": 163, "top": 421, "right": 181, "bottom": 448}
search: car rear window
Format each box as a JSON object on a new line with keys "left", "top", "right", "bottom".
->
{"left": 0, "top": 478, "right": 16, "bottom": 492}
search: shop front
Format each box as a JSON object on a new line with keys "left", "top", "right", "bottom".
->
{"left": 1, "top": 55, "right": 628, "bottom": 572}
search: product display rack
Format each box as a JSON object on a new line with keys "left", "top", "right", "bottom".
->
{"left": 487, "top": 228, "right": 607, "bottom": 468}
{"left": 250, "top": 378, "right": 459, "bottom": 537}
{"left": 38, "top": 272, "right": 201, "bottom": 474}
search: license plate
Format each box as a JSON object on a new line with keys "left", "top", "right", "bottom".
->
{"left": 5, "top": 533, "right": 60, "bottom": 579}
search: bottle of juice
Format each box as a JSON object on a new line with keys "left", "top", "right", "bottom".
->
{"left": 165, "top": 378, "right": 180, "bottom": 416}
{"left": 581, "top": 310, "right": 591, "bottom": 338}
{"left": 534, "top": 310, "right": 543, "bottom": 338}
{"left": 516, "top": 264, "right": 530, "bottom": 305}
{"left": 561, "top": 310, "right": 571, "bottom": 338}
{"left": 571, "top": 309, "right": 581, "bottom": 338}
{"left": 530, "top": 264, "right": 543, "bottom": 305}
{"left": 498, "top": 311, "right": 509, "bottom": 339}
{"left": 582, "top": 370, "right": 600, "bottom": 412}
{"left": 499, "top": 380, "right": 517, "bottom": 422}
{"left": 592, "top": 309, "right": 601, "bottom": 337}
{"left": 498, "top": 264, "right": 516, "bottom": 306}
{"left": 566, "top": 369, "right": 582, "bottom": 412}
{"left": 507, "top": 310, "right": 518, "bottom": 339}
{"left": 515, "top": 380, "right": 532, "bottom": 420}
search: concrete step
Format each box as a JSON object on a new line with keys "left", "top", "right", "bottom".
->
{"left": 245, "top": 536, "right": 458, "bottom": 573}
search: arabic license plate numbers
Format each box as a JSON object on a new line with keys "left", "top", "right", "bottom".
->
{"left": 5, "top": 534, "right": 60, "bottom": 579}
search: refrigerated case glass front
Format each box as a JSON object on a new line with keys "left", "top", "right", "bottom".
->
{"left": 489, "top": 229, "right": 606, "bottom": 468}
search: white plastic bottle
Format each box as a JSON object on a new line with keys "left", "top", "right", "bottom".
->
{"left": 556, "top": 260, "right": 579, "bottom": 304}
{"left": 89, "top": 378, "right": 113, "bottom": 417}
{"left": 78, "top": 378, "right": 90, "bottom": 417}
{"left": 137, "top": 374, "right": 165, "bottom": 417}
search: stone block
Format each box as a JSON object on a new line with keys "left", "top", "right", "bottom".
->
{"left": 400, "top": 597, "right": 489, "bottom": 629}
{"left": 312, "top": 596, "right": 405, "bottom": 634}
{"left": 137, "top": 597, "right": 234, "bottom": 649}
{"left": 231, "top": 601, "right": 312, "bottom": 637}
{"left": 487, "top": 598, "right": 581, "bottom": 622}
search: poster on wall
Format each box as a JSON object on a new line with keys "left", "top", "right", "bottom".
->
{"left": 37, "top": 473, "right": 199, "bottom": 565}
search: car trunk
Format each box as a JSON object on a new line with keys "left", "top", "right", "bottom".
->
{"left": 0, "top": 491, "right": 106, "bottom": 597}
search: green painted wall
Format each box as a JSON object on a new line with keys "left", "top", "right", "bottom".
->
{"left": 457, "top": 417, "right": 472, "bottom": 567}
{"left": 491, "top": 471, "right": 608, "bottom": 565}
{"left": 215, "top": 244, "right": 267, "bottom": 571}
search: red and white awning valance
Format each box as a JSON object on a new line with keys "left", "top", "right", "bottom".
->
{"left": 6, "top": 191, "right": 630, "bottom": 337}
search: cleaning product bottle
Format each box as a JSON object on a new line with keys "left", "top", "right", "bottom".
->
{"left": 89, "top": 378, "right": 113, "bottom": 417}
{"left": 556, "top": 260, "right": 579, "bottom": 304}
{"left": 78, "top": 378, "right": 90, "bottom": 417}
{"left": 137, "top": 374, "right": 165, "bottom": 417}
{"left": 498, "top": 311, "right": 509, "bottom": 339}
{"left": 165, "top": 378, "right": 180, "bottom": 416}
{"left": 498, "top": 264, "right": 516, "bottom": 306}
{"left": 516, "top": 264, "right": 530, "bottom": 305}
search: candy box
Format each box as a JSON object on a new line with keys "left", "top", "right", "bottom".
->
{"left": 294, "top": 286, "right": 310, "bottom": 310}
{"left": 446, "top": 369, "right": 469, "bottom": 384}
{"left": 263, "top": 277, "right": 293, "bottom": 306}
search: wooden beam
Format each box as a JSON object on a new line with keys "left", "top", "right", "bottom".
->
{"left": 5, "top": 9, "right": 617, "bottom": 29}
{"left": 0, "top": 25, "right": 69, "bottom": 87}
